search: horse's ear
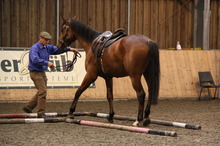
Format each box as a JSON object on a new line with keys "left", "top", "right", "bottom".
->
{"left": 72, "top": 16, "right": 77, "bottom": 19}
{"left": 61, "top": 15, "right": 65, "bottom": 21}
{"left": 60, "top": 15, "right": 70, "bottom": 25}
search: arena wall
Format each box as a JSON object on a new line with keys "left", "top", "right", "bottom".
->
{"left": 1, "top": 0, "right": 220, "bottom": 50}
{"left": 0, "top": 50, "right": 219, "bottom": 101}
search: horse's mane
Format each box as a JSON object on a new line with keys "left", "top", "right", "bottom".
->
{"left": 69, "top": 19, "right": 101, "bottom": 43}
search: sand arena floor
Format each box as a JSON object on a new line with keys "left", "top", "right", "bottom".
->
{"left": 0, "top": 98, "right": 219, "bottom": 146}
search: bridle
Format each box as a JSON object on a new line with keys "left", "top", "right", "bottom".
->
{"left": 59, "top": 25, "right": 71, "bottom": 48}
{"left": 59, "top": 20, "right": 77, "bottom": 49}
{"left": 55, "top": 22, "right": 80, "bottom": 72}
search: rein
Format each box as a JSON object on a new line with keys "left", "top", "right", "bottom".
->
{"left": 52, "top": 50, "right": 81, "bottom": 72}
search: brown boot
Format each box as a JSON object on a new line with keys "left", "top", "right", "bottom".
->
{"left": 22, "top": 107, "right": 32, "bottom": 113}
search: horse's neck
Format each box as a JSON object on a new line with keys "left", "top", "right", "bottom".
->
{"left": 77, "top": 37, "right": 92, "bottom": 53}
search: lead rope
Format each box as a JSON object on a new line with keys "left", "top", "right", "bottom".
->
{"left": 52, "top": 50, "right": 81, "bottom": 72}
{"left": 65, "top": 50, "right": 82, "bottom": 71}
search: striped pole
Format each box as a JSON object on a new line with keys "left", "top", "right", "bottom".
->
{"left": 83, "top": 112, "right": 201, "bottom": 130}
{"left": 0, "top": 112, "right": 201, "bottom": 130}
{"left": 66, "top": 118, "right": 177, "bottom": 137}
{"left": 0, "top": 113, "right": 39, "bottom": 118}
{"left": 0, "top": 112, "right": 85, "bottom": 118}
{"left": 0, "top": 117, "right": 66, "bottom": 124}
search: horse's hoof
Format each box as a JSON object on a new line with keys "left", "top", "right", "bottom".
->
{"left": 67, "top": 114, "right": 75, "bottom": 119}
{"left": 132, "top": 120, "right": 139, "bottom": 127}
{"left": 108, "top": 117, "right": 114, "bottom": 123}
{"left": 143, "top": 118, "right": 151, "bottom": 126}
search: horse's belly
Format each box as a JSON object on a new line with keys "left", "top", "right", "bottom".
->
{"left": 105, "top": 67, "right": 128, "bottom": 77}
{"left": 112, "top": 72, "right": 128, "bottom": 78}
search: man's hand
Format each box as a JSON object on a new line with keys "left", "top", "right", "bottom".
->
{"left": 70, "top": 48, "right": 78, "bottom": 52}
{"left": 48, "top": 62, "right": 55, "bottom": 69}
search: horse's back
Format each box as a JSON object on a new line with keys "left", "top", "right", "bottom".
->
{"left": 108, "top": 34, "right": 150, "bottom": 53}
{"left": 102, "top": 34, "right": 152, "bottom": 77}
{"left": 116, "top": 34, "right": 151, "bottom": 59}
{"left": 124, "top": 34, "right": 151, "bottom": 42}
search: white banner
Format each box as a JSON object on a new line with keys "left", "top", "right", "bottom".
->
{"left": 0, "top": 48, "right": 93, "bottom": 89}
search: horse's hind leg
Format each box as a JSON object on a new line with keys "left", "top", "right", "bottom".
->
{"left": 143, "top": 98, "right": 152, "bottom": 126}
{"left": 105, "top": 78, "right": 115, "bottom": 123}
{"left": 130, "top": 76, "right": 146, "bottom": 126}
{"left": 143, "top": 74, "right": 153, "bottom": 126}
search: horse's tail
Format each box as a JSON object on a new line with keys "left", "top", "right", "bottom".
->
{"left": 144, "top": 41, "right": 160, "bottom": 105}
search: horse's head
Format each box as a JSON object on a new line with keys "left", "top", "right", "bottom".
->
{"left": 57, "top": 16, "right": 77, "bottom": 51}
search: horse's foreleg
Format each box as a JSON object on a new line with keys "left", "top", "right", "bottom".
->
{"left": 130, "top": 77, "right": 145, "bottom": 127}
{"left": 69, "top": 74, "right": 97, "bottom": 115}
{"left": 69, "top": 89, "right": 82, "bottom": 115}
{"left": 105, "top": 78, "right": 115, "bottom": 123}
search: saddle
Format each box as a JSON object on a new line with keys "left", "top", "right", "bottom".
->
{"left": 91, "top": 28, "right": 127, "bottom": 63}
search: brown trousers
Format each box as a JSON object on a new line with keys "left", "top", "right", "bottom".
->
{"left": 26, "top": 71, "right": 47, "bottom": 115}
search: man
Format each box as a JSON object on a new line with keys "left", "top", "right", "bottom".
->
{"left": 22, "top": 31, "right": 77, "bottom": 118}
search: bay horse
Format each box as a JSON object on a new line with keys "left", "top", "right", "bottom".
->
{"left": 57, "top": 17, "right": 160, "bottom": 126}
